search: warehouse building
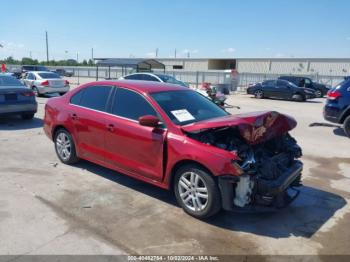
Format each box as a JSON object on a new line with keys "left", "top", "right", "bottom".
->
{"left": 151, "top": 58, "right": 350, "bottom": 76}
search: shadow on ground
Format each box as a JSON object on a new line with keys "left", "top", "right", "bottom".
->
{"left": 309, "top": 122, "right": 348, "bottom": 138}
{"left": 75, "top": 160, "right": 346, "bottom": 239}
{"left": 0, "top": 116, "right": 43, "bottom": 130}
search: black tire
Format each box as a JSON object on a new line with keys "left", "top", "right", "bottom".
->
{"left": 54, "top": 128, "right": 79, "bottom": 164}
{"left": 174, "top": 164, "right": 221, "bottom": 219}
{"left": 344, "top": 116, "right": 350, "bottom": 138}
{"left": 21, "top": 113, "right": 34, "bottom": 120}
{"left": 254, "top": 89, "right": 264, "bottom": 99}
{"left": 293, "top": 93, "right": 305, "bottom": 102}
{"left": 315, "top": 89, "right": 323, "bottom": 98}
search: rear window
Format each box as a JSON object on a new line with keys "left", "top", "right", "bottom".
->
{"left": 0, "top": 75, "right": 23, "bottom": 87}
{"left": 38, "top": 73, "right": 60, "bottom": 79}
{"left": 335, "top": 80, "right": 350, "bottom": 90}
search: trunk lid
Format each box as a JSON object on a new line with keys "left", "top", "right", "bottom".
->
{"left": 47, "top": 79, "right": 65, "bottom": 88}
{"left": 181, "top": 111, "right": 297, "bottom": 145}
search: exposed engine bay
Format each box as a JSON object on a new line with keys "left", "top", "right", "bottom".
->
{"left": 188, "top": 127, "right": 303, "bottom": 209}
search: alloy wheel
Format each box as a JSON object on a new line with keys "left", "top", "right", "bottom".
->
{"left": 178, "top": 172, "right": 209, "bottom": 212}
{"left": 56, "top": 132, "right": 71, "bottom": 161}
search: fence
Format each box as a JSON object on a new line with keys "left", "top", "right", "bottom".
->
{"left": 8, "top": 65, "right": 346, "bottom": 91}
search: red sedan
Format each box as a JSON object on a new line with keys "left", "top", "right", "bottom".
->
{"left": 44, "top": 80, "right": 303, "bottom": 218}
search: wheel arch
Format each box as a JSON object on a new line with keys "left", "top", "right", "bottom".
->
{"left": 340, "top": 106, "right": 350, "bottom": 123}
{"left": 168, "top": 159, "right": 215, "bottom": 192}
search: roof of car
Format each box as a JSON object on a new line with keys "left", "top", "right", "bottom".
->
{"left": 83, "top": 80, "right": 189, "bottom": 93}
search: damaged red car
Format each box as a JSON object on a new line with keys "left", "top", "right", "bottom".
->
{"left": 44, "top": 80, "right": 303, "bottom": 218}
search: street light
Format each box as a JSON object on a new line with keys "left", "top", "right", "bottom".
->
{"left": 76, "top": 52, "right": 80, "bottom": 85}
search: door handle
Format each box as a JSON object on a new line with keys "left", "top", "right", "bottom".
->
{"left": 71, "top": 113, "right": 78, "bottom": 120}
{"left": 107, "top": 124, "right": 115, "bottom": 132}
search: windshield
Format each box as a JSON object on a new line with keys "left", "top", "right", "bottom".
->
{"left": 151, "top": 90, "right": 228, "bottom": 125}
{"left": 38, "top": 72, "right": 60, "bottom": 79}
{"left": 0, "top": 75, "right": 23, "bottom": 87}
{"left": 155, "top": 74, "right": 188, "bottom": 87}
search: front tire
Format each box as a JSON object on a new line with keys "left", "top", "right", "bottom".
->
{"left": 293, "top": 93, "right": 305, "bottom": 102}
{"left": 174, "top": 165, "right": 221, "bottom": 219}
{"left": 344, "top": 116, "right": 350, "bottom": 138}
{"left": 54, "top": 128, "right": 79, "bottom": 164}
{"left": 315, "top": 89, "right": 323, "bottom": 98}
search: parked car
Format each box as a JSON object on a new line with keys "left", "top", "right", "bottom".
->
{"left": 121, "top": 73, "right": 189, "bottom": 87}
{"left": 22, "top": 71, "right": 70, "bottom": 96}
{"left": 278, "top": 76, "right": 330, "bottom": 98}
{"left": 324, "top": 78, "right": 350, "bottom": 137}
{"left": 52, "top": 68, "right": 74, "bottom": 77}
{"left": 44, "top": 80, "right": 303, "bottom": 218}
{"left": 247, "top": 79, "right": 316, "bottom": 101}
{"left": 0, "top": 74, "right": 37, "bottom": 119}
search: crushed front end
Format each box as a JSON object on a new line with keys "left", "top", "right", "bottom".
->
{"left": 219, "top": 133, "right": 303, "bottom": 211}
{"left": 185, "top": 111, "right": 303, "bottom": 211}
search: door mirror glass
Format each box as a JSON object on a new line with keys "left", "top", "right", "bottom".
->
{"left": 139, "top": 115, "right": 160, "bottom": 127}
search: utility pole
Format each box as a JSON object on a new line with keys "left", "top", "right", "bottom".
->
{"left": 187, "top": 51, "right": 190, "bottom": 58}
{"left": 174, "top": 48, "right": 177, "bottom": 58}
{"left": 155, "top": 48, "right": 159, "bottom": 58}
{"left": 29, "top": 51, "right": 32, "bottom": 59}
{"left": 91, "top": 48, "right": 94, "bottom": 61}
{"left": 76, "top": 52, "right": 80, "bottom": 85}
{"left": 45, "top": 31, "right": 49, "bottom": 63}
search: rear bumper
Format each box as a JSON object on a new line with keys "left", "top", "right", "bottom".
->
{"left": 37, "top": 86, "right": 70, "bottom": 94}
{"left": 0, "top": 102, "right": 37, "bottom": 115}
{"left": 323, "top": 104, "right": 342, "bottom": 123}
{"left": 219, "top": 160, "right": 303, "bottom": 211}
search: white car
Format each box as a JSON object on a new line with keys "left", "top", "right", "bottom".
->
{"left": 120, "top": 73, "right": 189, "bottom": 88}
{"left": 22, "top": 71, "right": 70, "bottom": 96}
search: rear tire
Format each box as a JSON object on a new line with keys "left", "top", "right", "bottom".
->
{"left": 254, "top": 90, "right": 264, "bottom": 99}
{"left": 21, "top": 113, "right": 34, "bottom": 120}
{"left": 174, "top": 164, "right": 221, "bottom": 219}
{"left": 344, "top": 116, "right": 350, "bottom": 138}
{"left": 54, "top": 128, "right": 79, "bottom": 164}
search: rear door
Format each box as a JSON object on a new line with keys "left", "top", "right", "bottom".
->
{"left": 104, "top": 87, "right": 166, "bottom": 181}
{"left": 276, "top": 80, "right": 293, "bottom": 99}
{"left": 261, "top": 80, "right": 276, "bottom": 97}
{"left": 69, "top": 85, "right": 114, "bottom": 163}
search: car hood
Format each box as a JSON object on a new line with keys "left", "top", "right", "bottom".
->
{"left": 181, "top": 111, "right": 297, "bottom": 145}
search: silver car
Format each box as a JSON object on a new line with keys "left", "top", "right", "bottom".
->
{"left": 0, "top": 74, "right": 37, "bottom": 119}
{"left": 22, "top": 71, "right": 70, "bottom": 96}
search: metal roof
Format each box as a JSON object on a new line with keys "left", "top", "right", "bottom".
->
{"left": 95, "top": 58, "right": 165, "bottom": 70}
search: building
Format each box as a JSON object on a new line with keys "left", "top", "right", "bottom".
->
{"left": 146, "top": 58, "right": 350, "bottom": 77}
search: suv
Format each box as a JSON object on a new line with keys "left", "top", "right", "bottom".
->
{"left": 278, "top": 76, "right": 329, "bottom": 98}
{"left": 324, "top": 79, "right": 350, "bottom": 137}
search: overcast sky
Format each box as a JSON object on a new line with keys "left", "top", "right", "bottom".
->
{"left": 1, "top": 0, "right": 350, "bottom": 61}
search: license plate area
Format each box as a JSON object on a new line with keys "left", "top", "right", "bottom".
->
{"left": 5, "top": 93, "right": 18, "bottom": 101}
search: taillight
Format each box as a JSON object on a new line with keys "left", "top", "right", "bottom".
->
{"left": 64, "top": 80, "right": 69, "bottom": 86}
{"left": 327, "top": 90, "right": 341, "bottom": 100}
{"left": 21, "top": 91, "right": 35, "bottom": 97}
{"left": 41, "top": 80, "right": 49, "bottom": 86}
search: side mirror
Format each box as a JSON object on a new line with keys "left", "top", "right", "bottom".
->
{"left": 138, "top": 115, "right": 160, "bottom": 127}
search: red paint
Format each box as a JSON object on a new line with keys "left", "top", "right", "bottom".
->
{"left": 44, "top": 81, "right": 297, "bottom": 190}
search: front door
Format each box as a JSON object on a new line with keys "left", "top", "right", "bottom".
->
{"left": 104, "top": 87, "right": 166, "bottom": 181}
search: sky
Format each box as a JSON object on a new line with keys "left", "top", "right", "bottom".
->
{"left": 1, "top": 0, "right": 350, "bottom": 61}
